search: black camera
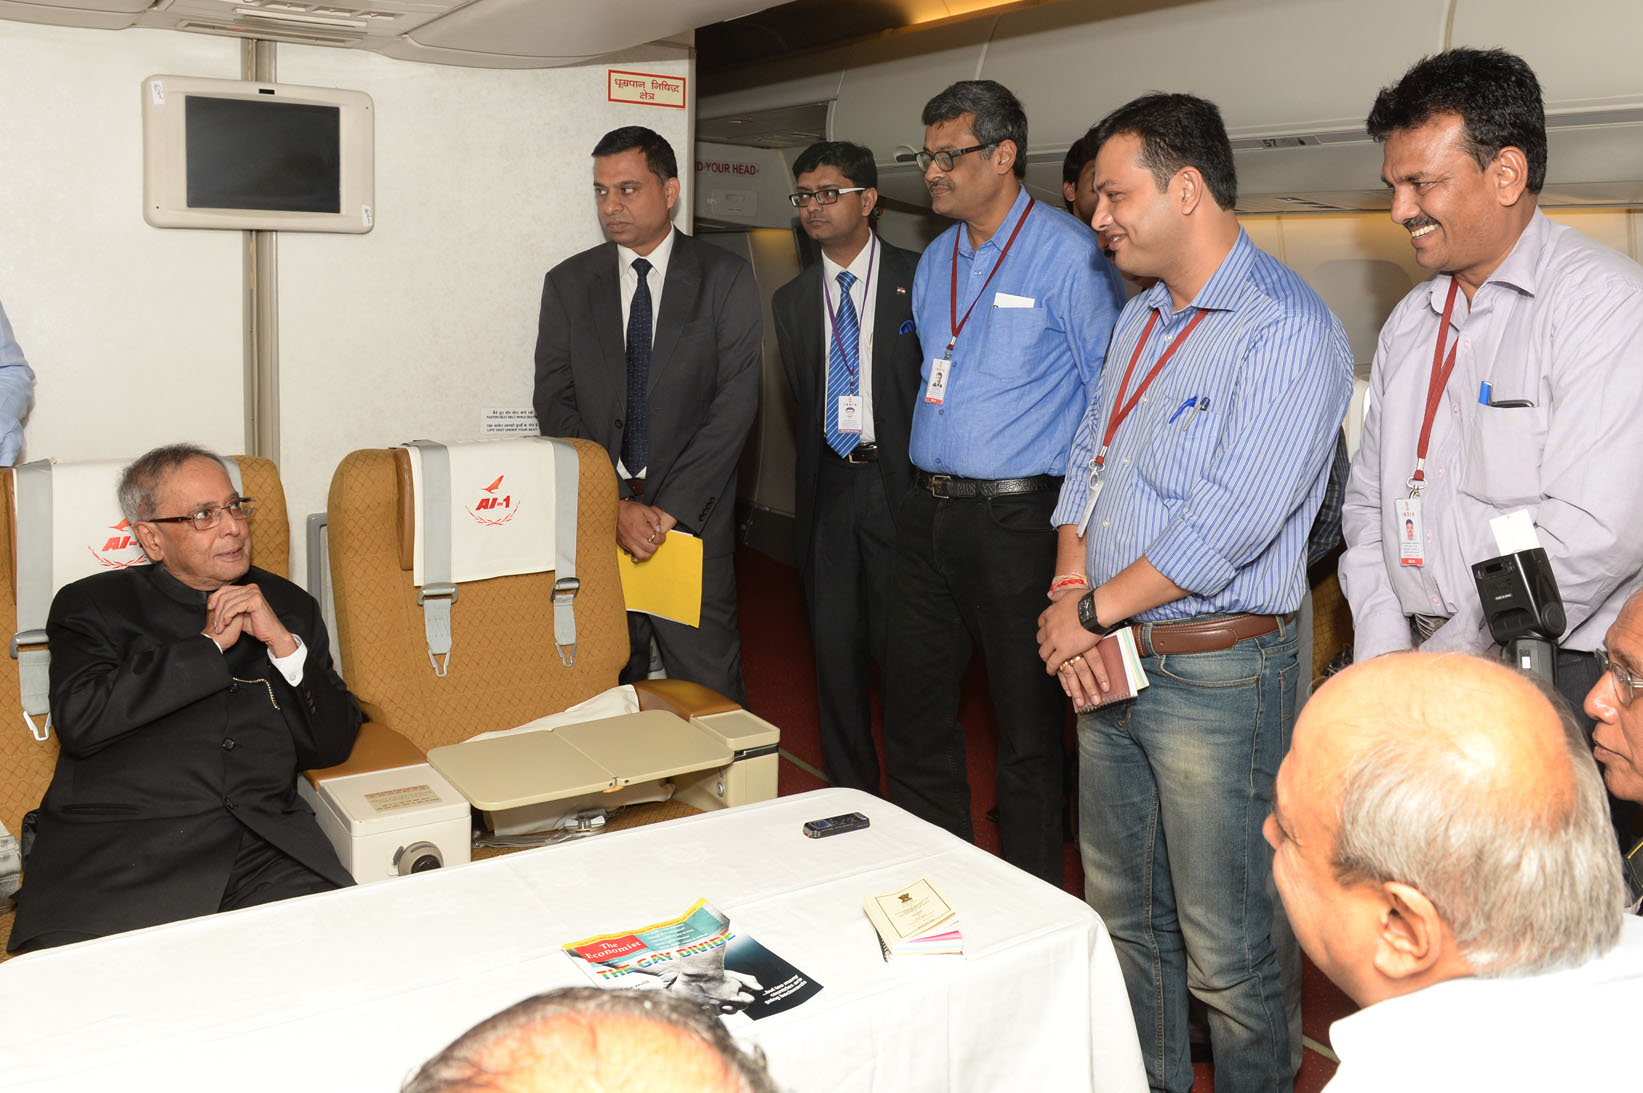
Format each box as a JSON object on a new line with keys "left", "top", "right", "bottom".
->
{"left": 1472, "top": 548, "right": 1566, "bottom": 685}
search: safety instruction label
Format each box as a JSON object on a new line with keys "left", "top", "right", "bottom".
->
{"left": 364, "top": 784, "right": 442, "bottom": 813}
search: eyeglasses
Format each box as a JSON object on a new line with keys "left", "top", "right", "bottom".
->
{"left": 787, "top": 187, "right": 867, "bottom": 208}
{"left": 147, "top": 497, "right": 257, "bottom": 532}
{"left": 914, "top": 143, "right": 995, "bottom": 173}
{"left": 1596, "top": 647, "right": 1639, "bottom": 707}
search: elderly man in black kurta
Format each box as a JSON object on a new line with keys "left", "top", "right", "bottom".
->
{"left": 8, "top": 445, "right": 360, "bottom": 952}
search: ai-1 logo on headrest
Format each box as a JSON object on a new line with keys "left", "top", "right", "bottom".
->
{"left": 89, "top": 519, "right": 150, "bottom": 569}
{"left": 467, "top": 474, "right": 521, "bottom": 527}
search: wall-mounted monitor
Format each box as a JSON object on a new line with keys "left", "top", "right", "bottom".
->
{"left": 142, "top": 74, "right": 374, "bottom": 234}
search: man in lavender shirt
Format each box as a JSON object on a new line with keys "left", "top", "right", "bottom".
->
{"left": 1340, "top": 47, "right": 1643, "bottom": 723}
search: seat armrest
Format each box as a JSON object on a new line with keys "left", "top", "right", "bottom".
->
{"left": 631, "top": 679, "right": 741, "bottom": 720}
{"left": 303, "top": 720, "right": 427, "bottom": 787}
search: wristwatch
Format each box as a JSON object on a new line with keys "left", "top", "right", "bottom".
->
{"left": 1076, "top": 591, "right": 1101, "bottom": 634}
{"left": 1077, "top": 590, "right": 1128, "bottom": 639}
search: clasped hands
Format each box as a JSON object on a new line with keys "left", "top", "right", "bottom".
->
{"left": 618, "top": 499, "right": 678, "bottom": 562}
{"left": 1036, "top": 585, "right": 1113, "bottom": 714}
{"left": 202, "top": 583, "right": 298, "bottom": 658}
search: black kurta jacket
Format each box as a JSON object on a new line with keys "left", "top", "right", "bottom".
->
{"left": 9, "top": 564, "right": 359, "bottom": 949}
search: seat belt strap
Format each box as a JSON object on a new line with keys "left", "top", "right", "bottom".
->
{"left": 546, "top": 439, "right": 580, "bottom": 667}
{"left": 12, "top": 459, "right": 53, "bottom": 740}
{"left": 405, "top": 441, "right": 457, "bottom": 678}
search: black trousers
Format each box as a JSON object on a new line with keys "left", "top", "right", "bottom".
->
{"left": 800, "top": 455, "right": 899, "bottom": 793}
{"left": 882, "top": 486, "right": 1065, "bottom": 884}
{"left": 12, "top": 824, "right": 339, "bottom": 953}
{"left": 622, "top": 547, "right": 748, "bottom": 707}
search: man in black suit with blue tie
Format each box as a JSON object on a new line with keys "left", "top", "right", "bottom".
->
{"left": 534, "top": 126, "right": 761, "bottom": 705}
{"left": 772, "top": 142, "right": 923, "bottom": 792}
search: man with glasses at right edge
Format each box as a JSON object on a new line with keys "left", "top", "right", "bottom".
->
{"left": 1586, "top": 583, "right": 1643, "bottom": 909}
{"left": 881, "top": 79, "right": 1123, "bottom": 886}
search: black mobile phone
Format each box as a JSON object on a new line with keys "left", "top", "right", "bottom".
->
{"left": 802, "top": 811, "right": 870, "bottom": 838}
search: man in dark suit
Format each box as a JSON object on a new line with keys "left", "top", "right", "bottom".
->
{"left": 772, "top": 141, "right": 921, "bottom": 793}
{"left": 534, "top": 126, "right": 761, "bottom": 705}
{"left": 8, "top": 445, "right": 359, "bottom": 952}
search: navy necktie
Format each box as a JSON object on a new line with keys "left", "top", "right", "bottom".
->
{"left": 622, "top": 257, "right": 653, "bottom": 473}
{"left": 825, "top": 269, "right": 861, "bottom": 457}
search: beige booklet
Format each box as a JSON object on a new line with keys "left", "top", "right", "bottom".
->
{"left": 863, "top": 875, "right": 963, "bottom": 959}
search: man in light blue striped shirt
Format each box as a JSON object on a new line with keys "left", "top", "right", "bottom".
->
{"left": 1036, "top": 94, "right": 1352, "bottom": 1093}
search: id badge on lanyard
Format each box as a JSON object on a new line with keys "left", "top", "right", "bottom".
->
{"left": 924, "top": 356, "right": 952, "bottom": 404}
{"left": 837, "top": 394, "right": 863, "bottom": 432}
{"left": 1396, "top": 497, "right": 1425, "bottom": 566}
{"left": 1403, "top": 278, "right": 1463, "bottom": 568}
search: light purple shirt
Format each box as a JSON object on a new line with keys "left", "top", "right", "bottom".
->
{"left": 1340, "top": 210, "right": 1643, "bottom": 657}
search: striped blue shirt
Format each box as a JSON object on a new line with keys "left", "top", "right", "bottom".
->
{"left": 1051, "top": 230, "right": 1353, "bottom": 619}
{"left": 910, "top": 187, "right": 1125, "bottom": 478}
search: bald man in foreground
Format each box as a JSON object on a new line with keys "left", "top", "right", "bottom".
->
{"left": 1267, "top": 652, "right": 1643, "bottom": 1090}
{"left": 403, "top": 987, "right": 780, "bottom": 1093}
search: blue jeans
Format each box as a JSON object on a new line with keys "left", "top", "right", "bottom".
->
{"left": 1077, "top": 617, "right": 1298, "bottom": 1093}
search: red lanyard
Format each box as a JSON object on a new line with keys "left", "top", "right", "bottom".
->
{"left": 824, "top": 234, "right": 876, "bottom": 394}
{"left": 1408, "top": 278, "right": 1462, "bottom": 495}
{"left": 945, "top": 196, "right": 1036, "bottom": 356}
{"left": 1093, "top": 306, "right": 1210, "bottom": 470}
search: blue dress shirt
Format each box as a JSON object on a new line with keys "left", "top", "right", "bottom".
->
{"left": 0, "top": 298, "right": 36, "bottom": 466}
{"left": 909, "top": 188, "right": 1124, "bottom": 479}
{"left": 1051, "top": 231, "right": 1353, "bottom": 619}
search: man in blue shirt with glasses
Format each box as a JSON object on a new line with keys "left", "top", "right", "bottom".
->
{"left": 882, "top": 79, "right": 1123, "bottom": 887}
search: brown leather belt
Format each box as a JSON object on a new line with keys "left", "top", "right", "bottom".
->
{"left": 624, "top": 477, "right": 645, "bottom": 498}
{"left": 1136, "top": 612, "right": 1295, "bottom": 657}
{"left": 914, "top": 470, "right": 1062, "bottom": 500}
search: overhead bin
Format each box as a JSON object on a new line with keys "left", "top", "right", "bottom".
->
{"left": 700, "top": 0, "right": 1643, "bottom": 212}
{"left": 0, "top": 0, "right": 768, "bottom": 67}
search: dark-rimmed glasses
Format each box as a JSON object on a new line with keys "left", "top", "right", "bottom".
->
{"left": 1596, "top": 647, "right": 1639, "bottom": 707}
{"left": 914, "top": 143, "right": 995, "bottom": 172}
{"left": 787, "top": 187, "right": 868, "bottom": 208}
{"left": 147, "top": 497, "right": 257, "bottom": 532}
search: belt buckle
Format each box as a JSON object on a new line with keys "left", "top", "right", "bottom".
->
{"left": 926, "top": 474, "right": 953, "bottom": 498}
{"left": 847, "top": 447, "right": 871, "bottom": 465}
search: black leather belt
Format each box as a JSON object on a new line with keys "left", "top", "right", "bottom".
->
{"left": 624, "top": 477, "right": 645, "bottom": 498}
{"left": 824, "top": 443, "right": 879, "bottom": 465}
{"left": 914, "top": 470, "right": 1061, "bottom": 499}
{"left": 1135, "top": 613, "right": 1295, "bottom": 656}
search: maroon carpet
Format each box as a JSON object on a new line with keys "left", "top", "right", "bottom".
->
{"left": 734, "top": 545, "right": 1352, "bottom": 1091}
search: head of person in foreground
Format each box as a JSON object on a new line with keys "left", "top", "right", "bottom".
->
{"left": 402, "top": 986, "right": 781, "bottom": 1093}
{"left": 1265, "top": 651, "right": 1623, "bottom": 1008}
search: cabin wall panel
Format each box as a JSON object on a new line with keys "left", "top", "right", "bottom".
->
{"left": 272, "top": 45, "right": 692, "bottom": 587}
{"left": 0, "top": 23, "right": 245, "bottom": 464}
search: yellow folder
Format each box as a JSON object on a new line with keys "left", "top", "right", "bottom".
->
{"left": 616, "top": 530, "right": 703, "bottom": 627}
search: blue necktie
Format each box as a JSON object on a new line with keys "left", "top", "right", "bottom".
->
{"left": 825, "top": 269, "right": 860, "bottom": 457}
{"left": 622, "top": 257, "right": 653, "bottom": 473}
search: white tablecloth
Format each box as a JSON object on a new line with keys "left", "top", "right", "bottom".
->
{"left": 0, "top": 788, "right": 1145, "bottom": 1092}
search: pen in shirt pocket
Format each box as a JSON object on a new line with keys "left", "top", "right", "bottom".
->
{"left": 1181, "top": 397, "right": 1211, "bottom": 431}
{"left": 1479, "top": 381, "right": 1534, "bottom": 408}
{"left": 1166, "top": 396, "right": 1198, "bottom": 425}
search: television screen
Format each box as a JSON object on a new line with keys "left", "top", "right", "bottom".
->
{"left": 185, "top": 96, "right": 342, "bottom": 214}
{"left": 144, "top": 74, "right": 373, "bottom": 233}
